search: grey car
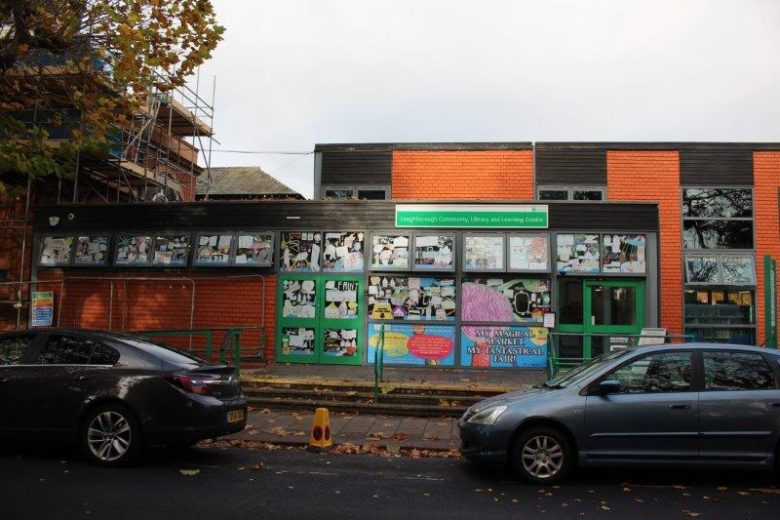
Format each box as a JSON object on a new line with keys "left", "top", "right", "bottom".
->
{"left": 459, "top": 343, "right": 780, "bottom": 483}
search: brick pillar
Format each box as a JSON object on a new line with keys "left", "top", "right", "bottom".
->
{"left": 754, "top": 152, "right": 780, "bottom": 346}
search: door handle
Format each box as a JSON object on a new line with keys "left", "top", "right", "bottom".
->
{"left": 669, "top": 403, "right": 690, "bottom": 410}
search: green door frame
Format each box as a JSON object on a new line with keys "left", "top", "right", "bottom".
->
{"left": 557, "top": 279, "right": 645, "bottom": 359}
{"left": 276, "top": 274, "right": 364, "bottom": 365}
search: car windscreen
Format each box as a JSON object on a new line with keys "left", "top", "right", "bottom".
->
{"left": 117, "top": 337, "right": 211, "bottom": 366}
{"left": 547, "top": 349, "right": 632, "bottom": 388}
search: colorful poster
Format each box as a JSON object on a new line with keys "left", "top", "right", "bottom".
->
{"left": 31, "top": 291, "right": 54, "bottom": 327}
{"left": 461, "top": 326, "right": 548, "bottom": 368}
{"left": 281, "top": 279, "right": 317, "bottom": 318}
{"left": 462, "top": 279, "right": 551, "bottom": 323}
{"left": 370, "top": 234, "right": 410, "bottom": 270}
{"left": 153, "top": 234, "right": 189, "bottom": 266}
{"left": 235, "top": 233, "right": 274, "bottom": 266}
{"left": 115, "top": 234, "right": 151, "bottom": 266}
{"left": 195, "top": 234, "right": 233, "bottom": 265}
{"left": 322, "top": 231, "right": 364, "bottom": 272}
{"left": 39, "top": 235, "right": 74, "bottom": 266}
{"left": 367, "top": 323, "right": 455, "bottom": 366}
{"left": 280, "top": 232, "right": 321, "bottom": 272}
{"left": 602, "top": 234, "right": 646, "bottom": 274}
{"left": 280, "top": 327, "right": 315, "bottom": 356}
{"left": 323, "top": 328, "right": 359, "bottom": 357}
{"left": 323, "top": 279, "right": 359, "bottom": 319}
{"left": 367, "top": 275, "right": 456, "bottom": 320}
{"left": 463, "top": 236, "right": 505, "bottom": 271}
{"left": 556, "top": 234, "right": 599, "bottom": 273}
{"left": 413, "top": 234, "right": 454, "bottom": 270}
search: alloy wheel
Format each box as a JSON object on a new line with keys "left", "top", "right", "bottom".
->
{"left": 86, "top": 410, "right": 133, "bottom": 462}
{"left": 520, "top": 434, "right": 564, "bottom": 480}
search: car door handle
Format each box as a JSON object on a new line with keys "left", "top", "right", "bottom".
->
{"left": 669, "top": 403, "right": 690, "bottom": 410}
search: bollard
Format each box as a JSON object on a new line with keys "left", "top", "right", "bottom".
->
{"left": 308, "top": 407, "right": 333, "bottom": 451}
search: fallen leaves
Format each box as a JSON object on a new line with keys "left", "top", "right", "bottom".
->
{"left": 179, "top": 469, "right": 200, "bottom": 476}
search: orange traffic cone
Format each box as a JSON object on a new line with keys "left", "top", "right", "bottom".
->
{"left": 308, "top": 407, "right": 333, "bottom": 451}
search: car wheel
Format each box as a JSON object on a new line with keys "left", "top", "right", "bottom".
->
{"left": 511, "top": 427, "right": 573, "bottom": 484}
{"left": 81, "top": 404, "right": 141, "bottom": 467}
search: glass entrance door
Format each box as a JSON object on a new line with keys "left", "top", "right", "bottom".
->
{"left": 276, "top": 275, "right": 364, "bottom": 365}
{"left": 556, "top": 279, "right": 644, "bottom": 360}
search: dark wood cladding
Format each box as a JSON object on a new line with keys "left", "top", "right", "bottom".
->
{"left": 680, "top": 147, "right": 753, "bottom": 185}
{"left": 35, "top": 201, "right": 658, "bottom": 233}
{"left": 535, "top": 145, "right": 607, "bottom": 185}
{"left": 320, "top": 151, "right": 391, "bottom": 186}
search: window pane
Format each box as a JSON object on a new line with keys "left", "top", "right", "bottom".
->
{"left": 703, "top": 351, "right": 775, "bottom": 391}
{"left": 73, "top": 235, "right": 109, "bottom": 266}
{"left": 413, "top": 235, "right": 454, "bottom": 271}
{"left": 685, "top": 327, "right": 755, "bottom": 344}
{"left": 153, "top": 235, "right": 190, "bottom": 266}
{"left": 235, "top": 233, "right": 274, "bottom": 266}
{"left": 462, "top": 278, "right": 551, "bottom": 324}
{"left": 682, "top": 188, "right": 753, "bottom": 218}
{"left": 463, "top": 236, "right": 505, "bottom": 271}
{"left": 39, "top": 235, "right": 73, "bottom": 266}
{"left": 685, "top": 289, "right": 755, "bottom": 325}
{"left": 683, "top": 220, "right": 753, "bottom": 249}
{"left": 556, "top": 234, "right": 600, "bottom": 273}
{"left": 0, "top": 335, "right": 34, "bottom": 365}
{"left": 685, "top": 256, "right": 719, "bottom": 283}
{"left": 558, "top": 279, "right": 583, "bottom": 324}
{"left": 539, "top": 190, "right": 568, "bottom": 200}
{"left": 591, "top": 285, "right": 637, "bottom": 326}
{"left": 280, "top": 232, "right": 322, "bottom": 272}
{"left": 370, "top": 234, "right": 410, "bottom": 270}
{"left": 91, "top": 344, "right": 120, "bottom": 365}
{"left": 607, "top": 351, "right": 693, "bottom": 394}
{"left": 38, "top": 335, "right": 94, "bottom": 365}
{"left": 573, "top": 190, "right": 603, "bottom": 201}
{"left": 323, "top": 280, "right": 359, "bottom": 319}
{"left": 281, "top": 279, "right": 317, "bottom": 319}
{"left": 357, "top": 190, "right": 386, "bottom": 200}
{"left": 721, "top": 256, "right": 756, "bottom": 285}
{"left": 602, "top": 234, "right": 646, "bottom": 274}
{"left": 324, "top": 189, "right": 353, "bottom": 200}
{"left": 115, "top": 235, "right": 152, "bottom": 266}
{"left": 508, "top": 235, "right": 549, "bottom": 271}
{"left": 367, "top": 275, "right": 456, "bottom": 321}
{"left": 322, "top": 232, "right": 364, "bottom": 272}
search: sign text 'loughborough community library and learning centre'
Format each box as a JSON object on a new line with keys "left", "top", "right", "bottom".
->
{"left": 395, "top": 204, "right": 549, "bottom": 229}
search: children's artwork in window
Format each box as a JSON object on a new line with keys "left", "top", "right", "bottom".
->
{"left": 463, "top": 236, "right": 505, "bottom": 271}
{"left": 508, "top": 235, "right": 549, "bottom": 271}
{"left": 153, "top": 234, "right": 189, "bottom": 266}
{"left": 367, "top": 275, "right": 456, "bottom": 321}
{"left": 280, "top": 232, "right": 321, "bottom": 272}
{"left": 39, "top": 235, "right": 74, "bottom": 266}
{"left": 235, "top": 233, "right": 274, "bottom": 266}
{"left": 323, "top": 279, "right": 359, "bottom": 319}
{"left": 322, "top": 231, "right": 364, "bottom": 272}
{"left": 323, "top": 329, "right": 359, "bottom": 358}
{"left": 370, "top": 234, "right": 410, "bottom": 270}
{"left": 195, "top": 234, "right": 233, "bottom": 265}
{"left": 601, "top": 234, "right": 646, "bottom": 274}
{"left": 462, "top": 279, "right": 551, "bottom": 324}
{"left": 556, "top": 234, "right": 599, "bottom": 273}
{"left": 280, "top": 327, "right": 315, "bottom": 356}
{"left": 115, "top": 234, "right": 151, "bottom": 266}
{"left": 73, "top": 235, "right": 109, "bottom": 266}
{"left": 413, "top": 234, "right": 454, "bottom": 271}
{"left": 281, "top": 279, "right": 317, "bottom": 319}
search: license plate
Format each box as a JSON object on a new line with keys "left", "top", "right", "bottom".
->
{"left": 227, "top": 409, "right": 245, "bottom": 423}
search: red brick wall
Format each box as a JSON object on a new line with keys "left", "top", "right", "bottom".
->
{"left": 754, "top": 152, "right": 780, "bottom": 346}
{"left": 391, "top": 150, "right": 534, "bottom": 199}
{"left": 607, "top": 151, "right": 683, "bottom": 335}
{"left": 35, "top": 271, "right": 277, "bottom": 362}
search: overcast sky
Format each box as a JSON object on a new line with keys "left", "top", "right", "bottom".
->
{"left": 189, "top": 0, "right": 780, "bottom": 198}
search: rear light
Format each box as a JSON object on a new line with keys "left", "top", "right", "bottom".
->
{"left": 165, "top": 373, "right": 218, "bottom": 395}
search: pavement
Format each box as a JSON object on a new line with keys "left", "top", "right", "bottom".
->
{"left": 227, "top": 363, "right": 547, "bottom": 452}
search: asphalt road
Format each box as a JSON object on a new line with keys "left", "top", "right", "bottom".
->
{"left": 1, "top": 443, "right": 779, "bottom": 520}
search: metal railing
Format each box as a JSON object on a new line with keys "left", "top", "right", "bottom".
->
{"left": 373, "top": 324, "right": 385, "bottom": 401}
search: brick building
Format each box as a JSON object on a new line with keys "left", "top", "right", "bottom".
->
{"left": 20, "top": 142, "right": 780, "bottom": 370}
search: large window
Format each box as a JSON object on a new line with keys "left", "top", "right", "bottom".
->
{"left": 703, "top": 351, "right": 776, "bottom": 391}
{"left": 682, "top": 188, "right": 756, "bottom": 344}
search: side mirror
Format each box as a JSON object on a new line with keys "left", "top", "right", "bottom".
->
{"left": 597, "top": 379, "right": 621, "bottom": 395}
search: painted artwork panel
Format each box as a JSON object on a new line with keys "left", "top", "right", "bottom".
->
{"left": 367, "top": 323, "right": 455, "bottom": 366}
{"left": 370, "top": 234, "right": 410, "bottom": 270}
{"left": 322, "top": 231, "right": 365, "bottom": 272}
{"left": 463, "top": 236, "right": 505, "bottom": 271}
{"left": 461, "top": 326, "right": 548, "bottom": 368}
{"left": 413, "top": 234, "right": 455, "bottom": 271}
{"left": 280, "top": 327, "right": 316, "bottom": 357}
{"left": 195, "top": 234, "right": 233, "bottom": 265}
{"left": 73, "top": 235, "right": 109, "bottom": 266}
{"left": 323, "top": 279, "right": 359, "bottom": 319}
{"left": 153, "top": 235, "right": 189, "bottom": 266}
{"left": 556, "top": 234, "right": 599, "bottom": 273}
{"left": 508, "top": 235, "right": 549, "bottom": 271}
{"left": 323, "top": 328, "right": 359, "bottom": 358}
{"left": 235, "top": 233, "right": 274, "bottom": 266}
{"left": 281, "top": 279, "right": 317, "bottom": 319}
{"left": 39, "top": 235, "right": 74, "bottom": 266}
{"left": 280, "top": 232, "right": 322, "bottom": 272}
{"left": 601, "top": 234, "right": 646, "bottom": 274}
{"left": 367, "top": 275, "right": 456, "bottom": 321}
{"left": 462, "top": 279, "right": 551, "bottom": 324}
{"left": 115, "top": 234, "right": 152, "bottom": 266}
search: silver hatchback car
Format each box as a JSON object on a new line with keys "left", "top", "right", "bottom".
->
{"left": 459, "top": 343, "right": 780, "bottom": 483}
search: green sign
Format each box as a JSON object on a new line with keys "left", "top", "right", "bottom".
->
{"left": 765, "top": 255, "right": 777, "bottom": 349}
{"left": 395, "top": 204, "right": 549, "bottom": 229}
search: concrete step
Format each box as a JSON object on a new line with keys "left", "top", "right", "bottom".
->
{"left": 247, "top": 396, "right": 468, "bottom": 417}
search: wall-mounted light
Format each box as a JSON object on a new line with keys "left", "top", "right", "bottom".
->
{"left": 48, "top": 216, "right": 60, "bottom": 227}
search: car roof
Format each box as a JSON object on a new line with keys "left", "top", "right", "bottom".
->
{"left": 628, "top": 342, "right": 779, "bottom": 356}
{"left": 1, "top": 327, "right": 143, "bottom": 342}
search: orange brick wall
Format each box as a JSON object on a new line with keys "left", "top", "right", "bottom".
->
{"left": 35, "top": 271, "right": 277, "bottom": 362}
{"left": 754, "top": 152, "right": 780, "bottom": 346}
{"left": 391, "top": 150, "right": 534, "bottom": 199}
{"left": 607, "top": 151, "right": 683, "bottom": 335}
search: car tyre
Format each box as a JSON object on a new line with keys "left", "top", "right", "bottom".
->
{"left": 511, "top": 427, "right": 573, "bottom": 484}
{"left": 81, "top": 403, "right": 141, "bottom": 467}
